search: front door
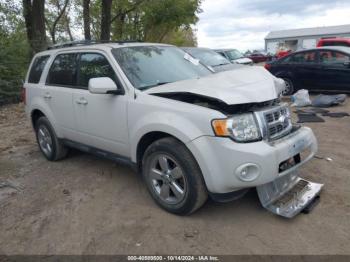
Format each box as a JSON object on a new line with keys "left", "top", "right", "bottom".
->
{"left": 72, "top": 52, "right": 129, "bottom": 157}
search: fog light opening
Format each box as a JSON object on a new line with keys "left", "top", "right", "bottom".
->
{"left": 236, "top": 163, "right": 260, "bottom": 182}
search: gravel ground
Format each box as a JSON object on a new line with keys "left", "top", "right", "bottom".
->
{"left": 0, "top": 101, "right": 349, "bottom": 255}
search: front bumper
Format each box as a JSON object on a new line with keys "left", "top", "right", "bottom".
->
{"left": 187, "top": 126, "right": 317, "bottom": 194}
{"left": 257, "top": 172, "right": 323, "bottom": 218}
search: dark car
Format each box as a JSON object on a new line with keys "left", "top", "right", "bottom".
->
{"left": 182, "top": 47, "right": 242, "bottom": 72}
{"left": 265, "top": 46, "right": 350, "bottom": 95}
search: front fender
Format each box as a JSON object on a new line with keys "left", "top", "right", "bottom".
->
{"left": 275, "top": 70, "right": 294, "bottom": 79}
{"left": 129, "top": 111, "right": 212, "bottom": 162}
{"left": 128, "top": 94, "right": 224, "bottom": 162}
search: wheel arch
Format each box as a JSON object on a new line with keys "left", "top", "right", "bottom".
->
{"left": 29, "top": 103, "right": 62, "bottom": 137}
{"left": 275, "top": 70, "right": 294, "bottom": 79}
{"left": 135, "top": 131, "right": 184, "bottom": 172}
{"left": 31, "top": 109, "right": 46, "bottom": 128}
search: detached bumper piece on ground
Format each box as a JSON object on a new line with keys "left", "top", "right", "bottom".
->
{"left": 297, "top": 113, "right": 325, "bottom": 123}
{"left": 257, "top": 172, "right": 323, "bottom": 218}
{"left": 322, "top": 112, "right": 350, "bottom": 118}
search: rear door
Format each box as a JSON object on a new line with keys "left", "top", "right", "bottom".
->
{"left": 45, "top": 53, "right": 77, "bottom": 139}
{"left": 318, "top": 50, "right": 350, "bottom": 92}
{"left": 72, "top": 52, "right": 129, "bottom": 156}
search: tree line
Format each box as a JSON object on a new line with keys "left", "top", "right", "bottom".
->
{"left": 0, "top": 0, "right": 202, "bottom": 104}
{"left": 23, "top": 0, "right": 202, "bottom": 54}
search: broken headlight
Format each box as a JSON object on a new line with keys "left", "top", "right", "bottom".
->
{"left": 212, "top": 113, "right": 261, "bottom": 142}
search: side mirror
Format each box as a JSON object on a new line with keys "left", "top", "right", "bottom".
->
{"left": 88, "top": 77, "right": 123, "bottom": 95}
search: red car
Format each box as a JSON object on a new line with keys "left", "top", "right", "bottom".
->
{"left": 276, "top": 50, "right": 292, "bottom": 59}
{"left": 248, "top": 52, "right": 271, "bottom": 63}
{"left": 317, "top": 38, "right": 350, "bottom": 47}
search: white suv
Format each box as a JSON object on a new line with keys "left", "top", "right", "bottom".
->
{"left": 24, "top": 42, "right": 323, "bottom": 217}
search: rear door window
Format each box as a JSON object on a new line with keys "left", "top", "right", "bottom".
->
{"left": 78, "top": 53, "right": 117, "bottom": 88}
{"left": 28, "top": 55, "right": 50, "bottom": 83}
{"left": 47, "top": 53, "right": 78, "bottom": 87}
{"left": 319, "top": 50, "right": 350, "bottom": 67}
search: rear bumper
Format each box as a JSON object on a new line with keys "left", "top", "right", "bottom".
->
{"left": 187, "top": 126, "right": 317, "bottom": 194}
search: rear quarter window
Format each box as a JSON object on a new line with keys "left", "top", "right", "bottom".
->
{"left": 28, "top": 55, "right": 50, "bottom": 83}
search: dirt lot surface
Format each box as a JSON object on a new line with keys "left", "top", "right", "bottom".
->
{"left": 0, "top": 101, "right": 350, "bottom": 255}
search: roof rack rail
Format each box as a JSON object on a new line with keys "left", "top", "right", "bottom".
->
{"left": 47, "top": 40, "right": 143, "bottom": 50}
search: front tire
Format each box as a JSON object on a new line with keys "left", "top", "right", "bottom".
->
{"left": 35, "top": 116, "right": 69, "bottom": 161}
{"left": 142, "top": 137, "right": 208, "bottom": 215}
{"left": 282, "top": 78, "right": 295, "bottom": 96}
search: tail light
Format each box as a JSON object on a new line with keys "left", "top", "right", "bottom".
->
{"left": 264, "top": 63, "right": 272, "bottom": 70}
{"left": 20, "top": 87, "right": 26, "bottom": 105}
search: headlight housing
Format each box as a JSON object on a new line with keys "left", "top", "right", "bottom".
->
{"left": 212, "top": 113, "right": 261, "bottom": 142}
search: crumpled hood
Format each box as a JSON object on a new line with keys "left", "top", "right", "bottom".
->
{"left": 145, "top": 66, "right": 279, "bottom": 105}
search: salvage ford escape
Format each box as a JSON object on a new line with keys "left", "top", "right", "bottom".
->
{"left": 24, "top": 42, "right": 323, "bottom": 217}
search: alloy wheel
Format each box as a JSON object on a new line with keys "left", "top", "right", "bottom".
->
{"left": 148, "top": 154, "right": 187, "bottom": 205}
{"left": 37, "top": 125, "right": 53, "bottom": 157}
{"left": 282, "top": 78, "right": 294, "bottom": 96}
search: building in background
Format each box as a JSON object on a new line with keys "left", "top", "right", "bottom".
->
{"left": 265, "top": 24, "right": 350, "bottom": 54}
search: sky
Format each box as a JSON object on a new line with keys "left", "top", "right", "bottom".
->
{"left": 196, "top": 0, "right": 350, "bottom": 51}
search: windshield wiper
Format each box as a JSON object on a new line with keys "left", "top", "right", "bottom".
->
{"left": 138, "top": 81, "right": 172, "bottom": 91}
{"left": 212, "top": 63, "right": 230, "bottom": 67}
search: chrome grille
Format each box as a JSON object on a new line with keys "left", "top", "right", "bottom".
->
{"left": 255, "top": 104, "right": 292, "bottom": 141}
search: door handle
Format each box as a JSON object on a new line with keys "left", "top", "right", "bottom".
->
{"left": 75, "top": 98, "right": 88, "bottom": 105}
{"left": 43, "top": 93, "right": 52, "bottom": 99}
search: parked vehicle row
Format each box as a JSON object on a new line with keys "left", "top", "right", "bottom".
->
{"left": 182, "top": 47, "right": 275, "bottom": 66}
{"left": 265, "top": 46, "right": 350, "bottom": 95}
{"left": 24, "top": 41, "right": 322, "bottom": 217}
{"left": 182, "top": 44, "right": 350, "bottom": 95}
{"left": 247, "top": 51, "right": 273, "bottom": 63}
{"left": 214, "top": 49, "right": 253, "bottom": 65}
{"left": 181, "top": 47, "right": 243, "bottom": 72}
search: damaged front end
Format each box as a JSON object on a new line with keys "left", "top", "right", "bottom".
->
{"left": 145, "top": 70, "right": 323, "bottom": 218}
{"left": 152, "top": 92, "right": 280, "bottom": 115}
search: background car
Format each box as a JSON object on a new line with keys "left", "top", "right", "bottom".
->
{"left": 182, "top": 47, "right": 243, "bottom": 72}
{"left": 248, "top": 51, "right": 273, "bottom": 63}
{"left": 264, "top": 46, "right": 350, "bottom": 95}
{"left": 276, "top": 49, "right": 292, "bottom": 59}
{"left": 317, "top": 38, "right": 350, "bottom": 47}
{"left": 215, "top": 49, "right": 253, "bottom": 65}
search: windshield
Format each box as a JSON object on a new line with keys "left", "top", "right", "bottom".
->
{"left": 112, "top": 46, "right": 212, "bottom": 90}
{"left": 226, "top": 49, "right": 244, "bottom": 60}
{"left": 185, "top": 48, "right": 230, "bottom": 67}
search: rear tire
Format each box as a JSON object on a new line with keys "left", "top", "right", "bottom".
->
{"left": 35, "top": 117, "right": 69, "bottom": 161}
{"left": 142, "top": 137, "right": 208, "bottom": 215}
{"left": 282, "top": 78, "right": 294, "bottom": 96}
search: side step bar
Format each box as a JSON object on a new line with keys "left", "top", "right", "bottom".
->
{"left": 256, "top": 172, "right": 323, "bottom": 218}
